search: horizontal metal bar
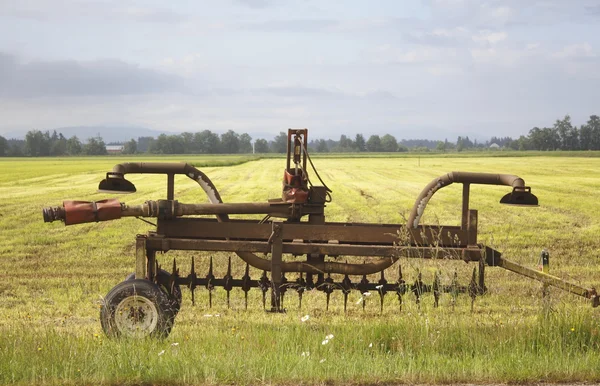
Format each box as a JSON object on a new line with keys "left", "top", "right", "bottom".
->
{"left": 155, "top": 218, "right": 470, "bottom": 246}
{"left": 496, "top": 256, "right": 594, "bottom": 299}
{"left": 146, "top": 237, "right": 483, "bottom": 260}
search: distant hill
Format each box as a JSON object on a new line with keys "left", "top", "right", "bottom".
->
{"left": 3, "top": 126, "right": 174, "bottom": 143}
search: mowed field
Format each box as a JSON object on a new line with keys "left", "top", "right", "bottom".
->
{"left": 0, "top": 154, "right": 599, "bottom": 385}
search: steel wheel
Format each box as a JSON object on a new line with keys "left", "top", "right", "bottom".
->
{"left": 101, "top": 279, "right": 174, "bottom": 338}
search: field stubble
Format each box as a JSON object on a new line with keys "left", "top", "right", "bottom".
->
{"left": 0, "top": 155, "right": 599, "bottom": 385}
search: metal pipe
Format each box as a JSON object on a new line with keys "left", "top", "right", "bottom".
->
{"left": 408, "top": 172, "right": 528, "bottom": 228}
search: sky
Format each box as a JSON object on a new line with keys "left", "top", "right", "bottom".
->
{"left": 1, "top": 0, "right": 599, "bottom": 141}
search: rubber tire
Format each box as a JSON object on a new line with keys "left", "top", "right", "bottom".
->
{"left": 101, "top": 279, "right": 174, "bottom": 338}
{"left": 125, "top": 270, "right": 182, "bottom": 315}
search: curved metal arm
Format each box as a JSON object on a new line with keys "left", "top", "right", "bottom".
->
{"left": 407, "top": 172, "right": 529, "bottom": 228}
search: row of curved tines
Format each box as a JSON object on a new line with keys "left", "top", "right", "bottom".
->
{"left": 164, "top": 256, "right": 484, "bottom": 312}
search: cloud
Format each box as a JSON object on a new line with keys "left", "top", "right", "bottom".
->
{"left": 0, "top": 53, "right": 184, "bottom": 98}
{"left": 232, "top": 0, "right": 275, "bottom": 9}
{"left": 552, "top": 43, "right": 594, "bottom": 59}
{"left": 0, "top": 1, "right": 187, "bottom": 23}
{"left": 242, "top": 19, "right": 338, "bottom": 32}
{"left": 472, "top": 30, "right": 507, "bottom": 45}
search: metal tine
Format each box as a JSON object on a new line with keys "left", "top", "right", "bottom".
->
{"left": 451, "top": 270, "right": 459, "bottom": 311}
{"left": 170, "top": 258, "right": 179, "bottom": 296}
{"left": 341, "top": 274, "right": 352, "bottom": 313}
{"left": 189, "top": 256, "right": 197, "bottom": 306}
{"left": 207, "top": 256, "right": 215, "bottom": 308}
{"left": 259, "top": 270, "right": 270, "bottom": 310}
{"left": 433, "top": 270, "right": 440, "bottom": 308}
{"left": 378, "top": 270, "right": 387, "bottom": 314}
{"left": 413, "top": 270, "right": 423, "bottom": 307}
{"left": 324, "top": 273, "right": 334, "bottom": 311}
{"left": 359, "top": 274, "right": 369, "bottom": 311}
{"left": 241, "top": 263, "right": 251, "bottom": 311}
{"left": 469, "top": 267, "right": 477, "bottom": 312}
{"left": 224, "top": 256, "right": 233, "bottom": 309}
{"left": 396, "top": 264, "right": 405, "bottom": 312}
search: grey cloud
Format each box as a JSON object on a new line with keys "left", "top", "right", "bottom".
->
{"left": 0, "top": 53, "right": 184, "bottom": 98}
{"left": 257, "top": 86, "right": 397, "bottom": 100}
{"left": 260, "top": 86, "right": 339, "bottom": 98}
{"left": 0, "top": 2, "right": 187, "bottom": 24}
{"left": 232, "top": 0, "right": 275, "bottom": 9}
{"left": 242, "top": 19, "right": 339, "bottom": 32}
{"left": 586, "top": 5, "right": 600, "bottom": 16}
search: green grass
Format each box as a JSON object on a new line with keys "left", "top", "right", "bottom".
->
{"left": 1, "top": 155, "right": 600, "bottom": 385}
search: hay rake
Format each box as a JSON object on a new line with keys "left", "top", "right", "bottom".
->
{"left": 43, "top": 129, "right": 598, "bottom": 338}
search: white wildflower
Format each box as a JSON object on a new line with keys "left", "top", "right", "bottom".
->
{"left": 322, "top": 339, "right": 329, "bottom": 345}
{"left": 325, "top": 334, "right": 334, "bottom": 340}
{"left": 375, "top": 285, "right": 383, "bottom": 290}
{"left": 363, "top": 292, "right": 372, "bottom": 297}
{"left": 301, "top": 315, "right": 310, "bottom": 322}
{"left": 301, "top": 351, "right": 310, "bottom": 357}
{"left": 171, "top": 342, "right": 179, "bottom": 347}
{"left": 319, "top": 358, "right": 326, "bottom": 363}
{"left": 368, "top": 343, "right": 373, "bottom": 348}
{"left": 158, "top": 350, "right": 165, "bottom": 356}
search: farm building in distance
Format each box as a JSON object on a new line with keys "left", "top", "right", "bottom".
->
{"left": 106, "top": 145, "right": 124, "bottom": 154}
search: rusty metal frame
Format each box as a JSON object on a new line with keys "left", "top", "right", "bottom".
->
{"left": 43, "top": 131, "right": 598, "bottom": 308}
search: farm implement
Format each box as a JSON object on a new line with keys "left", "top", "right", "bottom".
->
{"left": 43, "top": 129, "right": 599, "bottom": 338}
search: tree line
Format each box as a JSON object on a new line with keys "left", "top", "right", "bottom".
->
{"left": 1, "top": 114, "right": 599, "bottom": 157}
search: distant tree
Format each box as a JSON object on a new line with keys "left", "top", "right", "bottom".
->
{"left": 50, "top": 133, "right": 67, "bottom": 156}
{"left": 316, "top": 139, "right": 329, "bottom": 153}
{"left": 180, "top": 132, "right": 195, "bottom": 153}
{"left": 7, "top": 140, "right": 24, "bottom": 156}
{"left": 84, "top": 136, "right": 107, "bottom": 155}
{"left": 517, "top": 135, "right": 531, "bottom": 151}
{"left": 456, "top": 136, "right": 465, "bottom": 152}
{"left": 337, "top": 135, "right": 354, "bottom": 151}
{"left": 0, "top": 135, "right": 7, "bottom": 156}
{"left": 25, "top": 130, "right": 51, "bottom": 156}
{"left": 366, "top": 135, "right": 382, "bottom": 152}
{"left": 588, "top": 115, "right": 600, "bottom": 150}
{"left": 151, "top": 134, "right": 185, "bottom": 154}
{"left": 254, "top": 138, "right": 269, "bottom": 153}
{"left": 239, "top": 133, "right": 253, "bottom": 153}
{"left": 220, "top": 130, "right": 240, "bottom": 154}
{"left": 354, "top": 134, "right": 366, "bottom": 152}
{"left": 137, "top": 136, "right": 154, "bottom": 153}
{"left": 381, "top": 134, "right": 398, "bottom": 152}
{"left": 397, "top": 144, "right": 409, "bottom": 152}
{"left": 193, "top": 130, "right": 220, "bottom": 153}
{"left": 122, "top": 139, "right": 137, "bottom": 154}
{"left": 554, "top": 115, "right": 579, "bottom": 150}
{"left": 270, "top": 132, "right": 288, "bottom": 153}
{"left": 579, "top": 123, "right": 593, "bottom": 150}
{"left": 66, "top": 136, "right": 82, "bottom": 155}
{"left": 436, "top": 141, "right": 447, "bottom": 152}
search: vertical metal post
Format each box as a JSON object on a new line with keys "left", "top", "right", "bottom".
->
{"left": 461, "top": 183, "right": 470, "bottom": 230}
{"left": 167, "top": 173, "right": 175, "bottom": 200}
{"left": 540, "top": 250, "right": 550, "bottom": 298}
{"left": 146, "top": 249, "right": 156, "bottom": 281}
{"left": 478, "top": 257, "right": 486, "bottom": 295}
{"left": 135, "top": 235, "right": 147, "bottom": 279}
{"left": 270, "top": 221, "right": 284, "bottom": 312}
